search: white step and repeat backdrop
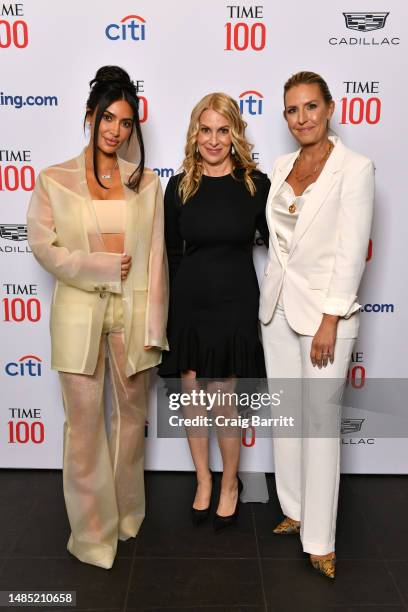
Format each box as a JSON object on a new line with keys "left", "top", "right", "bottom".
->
{"left": 1, "top": 0, "right": 407, "bottom": 472}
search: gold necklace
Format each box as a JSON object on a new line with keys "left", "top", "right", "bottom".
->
{"left": 294, "top": 141, "right": 333, "bottom": 183}
{"left": 288, "top": 141, "right": 334, "bottom": 214}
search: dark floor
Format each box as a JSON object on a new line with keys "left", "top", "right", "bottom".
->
{"left": 0, "top": 471, "right": 407, "bottom": 612}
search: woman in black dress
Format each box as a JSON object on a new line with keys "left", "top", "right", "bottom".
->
{"left": 159, "top": 93, "right": 270, "bottom": 528}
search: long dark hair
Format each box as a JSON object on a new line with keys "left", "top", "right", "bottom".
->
{"left": 85, "top": 65, "right": 145, "bottom": 191}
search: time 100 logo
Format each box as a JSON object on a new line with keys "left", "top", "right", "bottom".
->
{"left": 0, "top": 3, "right": 29, "bottom": 49}
{"left": 340, "top": 81, "right": 382, "bottom": 125}
{"left": 2, "top": 284, "right": 41, "bottom": 323}
{"left": 8, "top": 408, "right": 45, "bottom": 444}
{"left": 225, "top": 5, "right": 266, "bottom": 51}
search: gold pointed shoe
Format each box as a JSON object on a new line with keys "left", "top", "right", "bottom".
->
{"left": 273, "top": 517, "right": 301, "bottom": 535}
{"left": 310, "top": 554, "right": 336, "bottom": 580}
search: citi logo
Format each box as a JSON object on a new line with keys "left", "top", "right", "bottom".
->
{"left": 239, "top": 90, "right": 263, "bottom": 116}
{"left": 5, "top": 354, "right": 42, "bottom": 377}
{"left": 343, "top": 12, "right": 389, "bottom": 32}
{"left": 105, "top": 15, "right": 146, "bottom": 41}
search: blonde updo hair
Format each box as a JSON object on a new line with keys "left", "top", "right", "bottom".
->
{"left": 283, "top": 71, "right": 333, "bottom": 106}
{"left": 178, "top": 92, "right": 257, "bottom": 204}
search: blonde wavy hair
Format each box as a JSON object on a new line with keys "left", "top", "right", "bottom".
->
{"left": 178, "top": 92, "right": 257, "bottom": 204}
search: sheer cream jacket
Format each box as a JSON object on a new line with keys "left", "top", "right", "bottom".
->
{"left": 259, "top": 136, "right": 374, "bottom": 338}
{"left": 27, "top": 151, "right": 169, "bottom": 376}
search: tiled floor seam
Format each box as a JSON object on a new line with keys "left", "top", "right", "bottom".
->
{"left": 384, "top": 558, "right": 408, "bottom": 610}
{"left": 121, "top": 538, "right": 138, "bottom": 612}
{"left": 327, "top": 605, "right": 406, "bottom": 609}
{"left": 127, "top": 607, "right": 264, "bottom": 611}
{"left": 251, "top": 504, "right": 268, "bottom": 612}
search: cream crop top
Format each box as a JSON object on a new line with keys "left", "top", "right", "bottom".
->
{"left": 92, "top": 200, "right": 126, "bottom": 234}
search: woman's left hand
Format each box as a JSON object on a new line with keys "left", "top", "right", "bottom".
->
{"left": 310, "top": 315, "right": 339, "bottom": 368}
{"left": 144, "top": 345, "right": 153, "bottom": 350}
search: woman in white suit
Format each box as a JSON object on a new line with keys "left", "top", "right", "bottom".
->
{"left": 260, "top": 71, "right": 374, "bottom": 578}
{"left": 27, "top": 66, "right": 168, "bottom": 569}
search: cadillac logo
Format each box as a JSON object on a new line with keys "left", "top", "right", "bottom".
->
{"left": 343, "top": 12, "right": 389, "bottom": 32}
{"left": 0, "top": 224, "right": 28, "bottom": 241}
{"left": 341, "top": 418, "right": 365, "bottom": 434}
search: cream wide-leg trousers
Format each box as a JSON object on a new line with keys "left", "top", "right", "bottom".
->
{"left": 261, "top": 304, "right": 354, "bottom": 555}
{"left": 59, "top": 293, "right": 149, "bottom": 569}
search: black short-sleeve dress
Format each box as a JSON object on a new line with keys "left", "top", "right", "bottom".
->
{"left": 158, "top": 169, "right": 270, "bottom": 379}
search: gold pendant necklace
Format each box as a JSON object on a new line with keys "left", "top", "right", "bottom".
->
{"left": 288, "top": 141, "right": 334, "bottom": 214}
{"left": 293, "top": 141, "right": 333, "bottom": 183}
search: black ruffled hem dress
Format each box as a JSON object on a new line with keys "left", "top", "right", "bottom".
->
{"left": 158, "top": 169, "right": 270, "bottom": 380}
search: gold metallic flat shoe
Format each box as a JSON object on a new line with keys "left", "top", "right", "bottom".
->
{"left": 273, "top": 517, "right": 301, "bottom": 535}
{"left": 310, "top": 554, "right": 336, "bottom": 580}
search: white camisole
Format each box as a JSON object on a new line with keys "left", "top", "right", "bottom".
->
{"left": 272, "top": 181, "right": 315, "bottom": 305}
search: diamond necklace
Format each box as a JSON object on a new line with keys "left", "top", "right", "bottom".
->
{"left": 101, "top": 160, "right": 119, "bottom": 180}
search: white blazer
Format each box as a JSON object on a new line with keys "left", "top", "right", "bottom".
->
{"left": 259, "top": 135, "right": 374, "bottom": 339}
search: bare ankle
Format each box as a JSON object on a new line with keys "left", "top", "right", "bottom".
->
{"left": 197, "top": 471, "right": 212, "bottom": 484}
{"left": 310, "top": 552, "right": 335, "bottom": 560}
{"left": 221, "top": 475, "right": 238, "bottom": 490}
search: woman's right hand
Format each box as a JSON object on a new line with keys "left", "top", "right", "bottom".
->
{"left": 121, "top": 253, "right": 132, "bottom": 280}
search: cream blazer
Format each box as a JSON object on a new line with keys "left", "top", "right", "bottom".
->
{"left": 259, "top": 136, "right": 374, "bottom": 338}
{"left": 27, "top": 151, "right": 169, "bottom": 376}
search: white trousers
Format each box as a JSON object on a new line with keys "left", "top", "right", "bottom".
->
{"left": 261, "top": 305, "right": 354, "bottom": 555}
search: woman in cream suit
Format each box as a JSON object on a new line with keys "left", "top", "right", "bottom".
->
{"left": 260, "top": 71, "right": 374, "bottom": 578}
{"left": 27, "top": 66, "right": 168, "bottom": 569}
